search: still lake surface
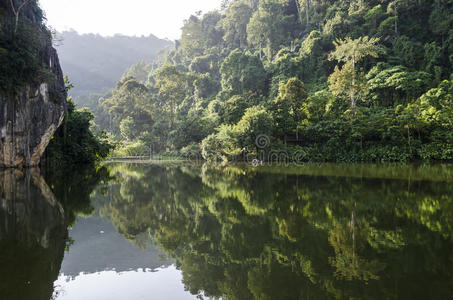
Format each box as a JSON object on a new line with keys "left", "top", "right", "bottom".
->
{"left": 0, "top": 162, "right": 452, "bottom": 299}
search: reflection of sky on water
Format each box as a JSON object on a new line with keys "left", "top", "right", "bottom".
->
{"left": 59, "top": 217, "right": 171, "bottom": 276}
{"left": 53, "top": 216, "right": 195, "bottom": 300}
{"left": 53, "top": 266, "right": 196, "bottom": 300}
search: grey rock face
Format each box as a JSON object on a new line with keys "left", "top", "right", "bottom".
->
{"left": 0, "top": 28, "right": 67, "bottom": 168}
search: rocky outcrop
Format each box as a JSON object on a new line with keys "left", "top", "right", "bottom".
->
{"left": 0, "top": 2, "right": 67, "bottom": 168}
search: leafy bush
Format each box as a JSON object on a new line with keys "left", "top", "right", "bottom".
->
{"left": 180, "top": 143, "right": 202, "bottom": 159}
{"left": 112, "top": 141, "right": 149, "bottom": 157}
{"left": 0, "top": 13, "right": 53, "bottom": 95}
{"left": 45, "top": 99, "right": 113, "bottom": 165}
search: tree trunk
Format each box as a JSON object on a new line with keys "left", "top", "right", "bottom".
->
{"left": 259, "top": 42, "right": 262, "bottom": 60}
{"left": 394, "top": 8, "right": 398, "bottom": 35}
{"left": 351, "top": 56, "right": 356, "bottom": 108}
{"left": 294, "top": 0, "right": 304, "bottom": 26}
{"left": 407, "top": 125, "right": 411, "bottom": 153}
{"left": 170, "top": 99, "right": 174, "bottom": 128}
{"left": 10, "top": 0, "right": 30, "bottom": 34}
{"left": 15, "top": 14, "right": 19, "bottom": 34}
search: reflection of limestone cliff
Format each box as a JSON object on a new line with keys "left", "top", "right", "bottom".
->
{"left": 0, "top": 168, "right": 65, "bottom": 244}
{"left": 0, "top": 168, "right": 67, "bottom": 300}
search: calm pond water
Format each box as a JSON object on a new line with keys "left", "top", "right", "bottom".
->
{"left": 0, "top": 163, "right": 452, "bottom": 299}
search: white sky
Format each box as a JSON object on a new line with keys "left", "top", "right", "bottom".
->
{"left": 39, "top": 0, "right": 222, "bottom": 40}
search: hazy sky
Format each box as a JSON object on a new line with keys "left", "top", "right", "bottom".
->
{"left": 39, "top": 0, "right": 222, "bottom": 40}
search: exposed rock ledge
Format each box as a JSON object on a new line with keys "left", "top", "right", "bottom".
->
{"left": 0, "top": 41, "right": 67, "bottom": 168}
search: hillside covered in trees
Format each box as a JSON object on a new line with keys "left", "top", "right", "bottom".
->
{"left": 56, "top": 31, "right": 173, "bottom": 97}
{"left": 97, "top": 0, "right": 452, "bottom": 162}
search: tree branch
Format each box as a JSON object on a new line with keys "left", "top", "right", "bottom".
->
{"left": 9, "top": 0, "right": 17, "bottom": 15}
{"left": 18, "top": 0, "right": 30, "bottom": 12}
{"left": 10, "top": 0, "right": 31, "bottom": 34}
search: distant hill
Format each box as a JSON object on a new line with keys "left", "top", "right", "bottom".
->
{"left": 56, "top": 30, "right": 173, "bottom": 97}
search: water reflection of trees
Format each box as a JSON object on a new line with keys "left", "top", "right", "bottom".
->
{"left": 100, "top": 163, "right": 453, "bottom": 300}
{"left": 0, "top": 166, "right": 110, "bottom": 300}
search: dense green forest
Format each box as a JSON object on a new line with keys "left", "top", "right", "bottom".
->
{"left": 89, "top": 0, "right": 453, "bottom": 162}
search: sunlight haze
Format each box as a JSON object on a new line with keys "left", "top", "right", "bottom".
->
{"left": 39, "top": 0, "right": 222, "bottom": 40}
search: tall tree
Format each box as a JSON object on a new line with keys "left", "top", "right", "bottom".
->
{"left": 247, "top": 0, "right": 294, "bottom": 60}
{"left": 220, "top": 49, "right": 267, "bottom": 96}
{"left": 329, "top": 36, "right": 383, "bottom": 108}
{"left": 387, "top": 0, "right": 411, "bottom": 36}
{"left": 101, "top": 77, "right": 151, "bottom": 136}
{"left": 220, "top": 1, "right": 253, "bottom": 49}
{"left": 275, "top": 77, "right": 307, "bottom": 139}
{"left": 298, "top": 0, "right": 311, "bottom": 29}
{"left": 9, "top": 0, "right": 30, "bottom": 34}
{"left": 180, "top": 15, "right": 204, "bottom": 61}
{"left": 155, "top": 66, "right": 188, "bottom": 127}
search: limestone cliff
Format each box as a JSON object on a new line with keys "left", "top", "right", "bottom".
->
{"left": 0, "top": 0, "right": 67, "bottom": 168}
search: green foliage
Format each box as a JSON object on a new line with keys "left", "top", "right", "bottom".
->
{"left": 180, "top": 15, "right": 205, "bottom": 61}
{"left": 112, "top": 140, "right": 149, "bottom": 157}
{"left": 102, "top": 76, "right": 152, "bottom": 138}
{"left": 201, "top": 105, "right": 273, "bottom": 160}
{"left": 390, "top": 35, "right": 423, "bottom": 68}
{"left": 247, "top": 0, "right": 294, "bottom": 59}
{"left": 220, "top": 1, "right": 253, "bottom": 49}
{"left": 120, "top": 116, "right": 136, "bottom": 140}
{"left": 329, "top": 36, "right": 384, "bottom": 108}
{"left": 123, "top": 60, "right": 152, "bottom": 83}
{"left": 201, "top": 124, "right": 241, "bottom": 161}
{"left": 46, "top": 99, "right": 113, "bottom": 165}
{"left": 366, "top": 63, "right": 432, "bottom": 105}
{"left": 0, "top": 14, "right": 53, "bottom": 95}
{"left": 220, "top": 49, "right": 267, "bottom": 96}
{"left": 236, "top": 105, "right": 273, "bottom": 150}
{"left": 222, "top": 95, "right": 250, "bottom": 124}
{"left": 87, "top": 0, "right": 453, "bottom": 162}
{"left": 273, "top": 77, "right": 307, "bottom": 137}
{"left": 194, "top": 73, "right": 220, "bottom": 100}
{"left": 180, "top": 143, "right": 202, "bottom": 158}
{"left": 268, "top": 50, "right": 304, "bottom": 98}
{"left": 73, "top": 93, "right": 112, "bottom": 133}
